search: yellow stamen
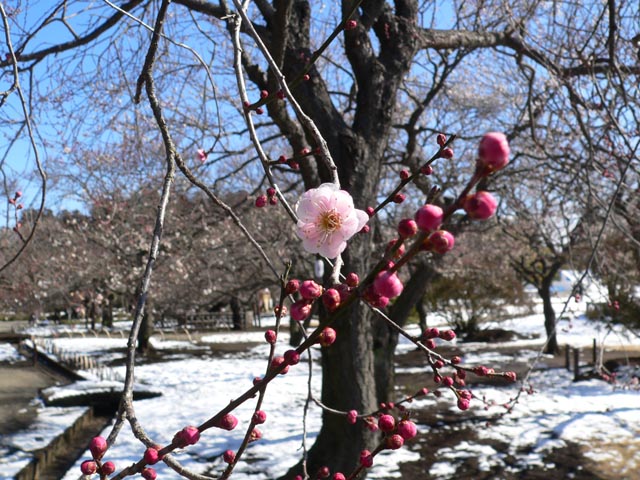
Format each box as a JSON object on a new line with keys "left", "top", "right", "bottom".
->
{"left": 318, "top": 210, "right": 342, "bottom": 233}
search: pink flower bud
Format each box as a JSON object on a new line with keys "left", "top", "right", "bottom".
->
{"left": 174, "top": 426, "right": 201, "bottom": 446}
{"left": 505, "top": 371, "right": 517, "bottom": 382}
{"left": 253, "top": 410, "right": 267, "bottom": 424}
{"left": 322, "top": 288, "right": 341, "bottom": 312}
{"left": 255, "top": 107, "right": 264, "bottom": 115}
{"left": 397, "top": 420, "right": 417, "bottom": 440}
{"left": 223, "top": 449, "right": 236, "bottom": 463}
{"left": 386, "top": 434, "right": 404, "bottom": 450}
{"left": 255, "top": 195, "right": 267, "bottom": 208}
{"left": 420, "top": 164, "right": 433, "bottom": 175}
{"left": 463, "top": 191, "right": 497, "bottom": 220}
{"left": 478, "top": 132, "right": 509, "bottom": 174}
{"left": 290, "top": 300, "right": 312, "bottom": 321}
{"left": 318, "top": 327, "right": 337, "bottom": 347}
{"left": 142, "top": 467, "right": 157, "bottom": 480}
{"left": 474, "top": 365, "right": 490, "bottom": 376}
{"left": 363, "top": 286, "right": 390, "bottom": 309}
{"left": 399, "top": 169, "right": 410, "bottom": 180}
{"left": 433, "top": 359, "right": 444, "bottom": 369}
{"left": 214, "top": 414, "right": 238, "bottom": 431}
{"left": 346, "top": 410, "right": 358, "bottom": 424}
{"left": 378, "top": 414, "right": 395, "bottom": 432}
{"left": 277, "top": 90, "right": 286, "bottom": 100}
{"left": 436, "top": 133, "right": 447, "bottom": 146}
{"left": 318, "top": 466, "right": 330, "bottom": 478}
{"left": 393, "top": 193, "right": 405, "bottom": 203}
{"left": 345, "top": 19, "right": 357, "bottom": 30}
{"left": 451, "top": 356, "right": 461, "bottom": 364}
{"left": 345, "top": 272, "right": 359, "bottom": 287}
{"left": 423, "top": 327, "right": 439, "bottom": 339}
{"left": 439, "top": 329, "right": 456, "bottom": 341}
{"left": 440, "top": 147, "right": 454, "bottom": 159}
{"left": 266, "top": 187, "right": 276, "bottom": 197}
{"left": 271, "top": 356, "right": 289, "bottom": 374}
{"left": 284, "top": 349, "right": 300, "bottom": 365}
{"left": 81, "top": 460, "right": 97, "bottom": 475}
{"left": 101, "top": 461, "right": 116, "bottom": 475}
{"left": 360, "top": 450, "right": 374, "bottom": 468}
{"left": 398, "top": 218, "right": 418, "bottom": 238}
{"left": 15, "top": 190, "right": 22, "bottom": 198}
{"left": 299, "top": 280, "right": 323, "bottom": 300}
{"left": 197, "top": 148, "right": 207, "bottom": 162}
{"left": 333, "top": 473, "right": 346, "bottom": 480}
{"left": 442, "top": 376, "right": 454, "bottom": 387}
{"left": 144, "top": 447, "right": 161, "bottom": 465}
{"left": 89, "top": 436, "right": 108, "bottom": 460}
{"left": 260, "top": 89, "right": 269, "bottom": 99}
{"left": 249, "top": 428, "right": 262, "bottom": 442}
{"left": 457, "top": 398, "right": 470, "bottom": 410}
{"left": 285, "top": 279, "right": 300, "bottom": 294}
{"left": 415, "top": 204, "right": 443, "bottom": 232}
{"left": 264, "top": 329, "right": 277, "bottom": 344}
{"left": 373, "top": 271, "right": 403, "bottom": 299}
{"left": 426, "top": 230, "right": 455, "bottom": 254}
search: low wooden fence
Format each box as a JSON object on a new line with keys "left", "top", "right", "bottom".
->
{"left": 565, "top": 339, "right": 600, "bottom": 381}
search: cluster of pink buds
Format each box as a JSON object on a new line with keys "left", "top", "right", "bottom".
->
{"left": 276, "top": 147, "right": 316, "bottom": 170}
{"left": 289, "top": 278, "right": 353, "bottom": 319}
{"left": 255, "top": 187, "right": 278, "bottom": 207}
{"left": 8, "top": 190, "right": 23, "bottom": 209}
{"left": 79, "top": 436, "right": 116, "bottom": 477}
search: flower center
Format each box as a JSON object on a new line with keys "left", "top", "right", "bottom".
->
{"left": 318, "top": 209, "right": 342, "bottom": 233}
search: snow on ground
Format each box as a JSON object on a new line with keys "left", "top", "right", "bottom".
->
{"left": 421, "top": 367, "right": 640, "bottom": 479}
{"left": 0, "top": 342, "right": 22, "bottom": 363}
{"left": 58, "top": 342, "right": 417, "bottom": 479}
{"left": 0, "top": 405, "right": 87, "bottom": 477}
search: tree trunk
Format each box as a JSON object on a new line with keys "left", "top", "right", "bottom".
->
{"left": 138, "top": 303, "right": 153, "bottom": 354}
{"left": 417, "top": 297, "right": 428, "bottom": 335}
{"left": 282, "top": 237, "right": 378, "bottom": 478}
{"left": 230, "top": 296, "right": 242, "bottom": 330}
{"left": 102, "top": 297, "right": 113, "bottom": 329}
{"left": 540, "top": 284, "right": 559, "bottom": 354}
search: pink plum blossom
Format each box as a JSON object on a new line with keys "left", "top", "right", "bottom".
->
{"left": 296, "top": 183, "right": 369, "bottom": 258}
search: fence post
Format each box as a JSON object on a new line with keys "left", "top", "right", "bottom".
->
{"left": 565, "top": 345, "right": 571, "bottom": 371}
{"left": 592, "top": 338, "right": 597, "bottom": 365}
{"left": 573, "top": 348, "right": 580, "bottom": 381}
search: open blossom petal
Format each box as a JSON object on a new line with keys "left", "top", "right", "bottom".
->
{"left": 295, "top": 184, "right": 368, "bottom": 258}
